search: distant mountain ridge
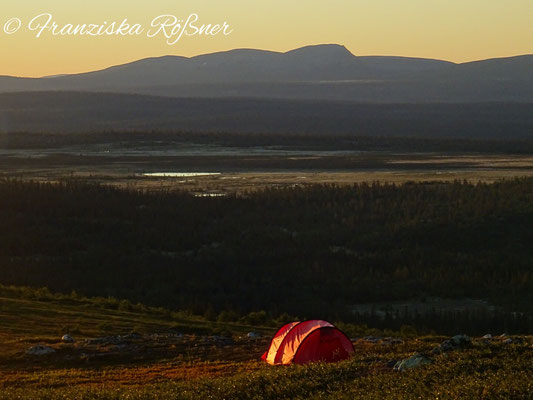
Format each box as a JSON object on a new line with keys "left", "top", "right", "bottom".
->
{"left": 1, "top": 44, "right": 532, "bottom": 102}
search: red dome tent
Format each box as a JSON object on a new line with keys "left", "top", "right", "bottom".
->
{"left": 261, "top": 320, "right": 354, "bottom": 365}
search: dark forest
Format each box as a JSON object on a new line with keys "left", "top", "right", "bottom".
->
{"left": 2, "top": 178, "right": 533, "bottom": 334}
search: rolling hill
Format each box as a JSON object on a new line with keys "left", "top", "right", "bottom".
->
{"left": 1, "top": 45, "right": 532, "bottom": 102}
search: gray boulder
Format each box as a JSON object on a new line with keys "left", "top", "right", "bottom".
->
{"left": 26, "top": 345, "right": 56, "bottom": 356}
{"left": 61, "top": 334, "right": 75, "bottom": 343}
{"left": 393, "top": 353, "right": 432, "bottom": 371}
{"left": 451, "top": 334, "right": 471, "bottom": 346}
{"left": 433, "top": 334, "right": 471, "bottom": 354}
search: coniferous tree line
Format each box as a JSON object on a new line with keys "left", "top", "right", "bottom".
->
{"left": 1, "top": 178, "right": 533, "bottom": 333}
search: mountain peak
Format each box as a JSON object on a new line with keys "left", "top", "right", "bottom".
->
{"left": 285, "top": 44, "right": 355, "bottom": 59}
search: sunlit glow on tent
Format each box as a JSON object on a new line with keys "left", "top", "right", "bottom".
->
{"left": 261, "top": 320, "right": 354, "bottom": 365}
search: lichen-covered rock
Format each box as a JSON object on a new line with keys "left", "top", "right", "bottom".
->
{"left": 432, "top": 334, "right": 471, "bottom": 354}
{"left": 393, "top": 353, "right": 432, "bottom": 371}
{"left": 450, "top": 334, "right": 471, "bottom": 346}
{"left": 26, "top": 345, "right": 56, "bottom": 356}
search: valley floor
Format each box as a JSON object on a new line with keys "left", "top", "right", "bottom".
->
{"left": 4, "top": 151, "right": 533, "bottom": 194}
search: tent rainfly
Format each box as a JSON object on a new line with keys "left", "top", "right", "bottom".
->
{"left": 261, "top": 320, "right": 354, "bottom": 365}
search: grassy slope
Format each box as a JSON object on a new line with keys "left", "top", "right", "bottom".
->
{"left": 0, "top": 285, "right": 273, "bottom": 366}
{"left": 0, "top": 292, "right": 248, "bottom": 335}
{"left": 1, "top": 286, "right": 532, "bottom": 399}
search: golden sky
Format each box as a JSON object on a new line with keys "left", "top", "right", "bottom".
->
{"left": 1, "top": 0, "right": 532, "bottom": 77}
